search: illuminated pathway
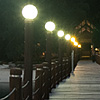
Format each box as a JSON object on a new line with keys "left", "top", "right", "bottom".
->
{"left": 49, "top": 60, "right": 100, "bottom": 100}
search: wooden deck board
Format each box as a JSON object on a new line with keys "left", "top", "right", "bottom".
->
{"left": 49, "top": 60, "right": 100, "bottom": 100}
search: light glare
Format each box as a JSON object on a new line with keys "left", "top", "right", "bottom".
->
{"left": 65, "top": 34, "right": 71, "bottom": 40}
{"left": 22, "top": 4, "right": 38, "bottom": 19}
{"left": 45, "top": 21, "right": 55, "bottom": 32}
{"left": 78, "top": 44, "right": 81, "bottom": 48}
{"left": 57, "top": 30, "right": 64, "bottom": 37}
{"left": 95, "top": 48, "right": 99, "bottom": 51}
{"left": 74, "top": 42, "right": 78, "bottom": 46}
{"left": 71, "top": 37, "right": 75, "bottom": 42}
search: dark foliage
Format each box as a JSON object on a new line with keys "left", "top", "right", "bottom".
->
{"left": 0, "top": 0, "right": 100, "bottom": 61}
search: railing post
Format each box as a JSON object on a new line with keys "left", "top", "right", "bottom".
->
{"left": 43, "top": 62, "right": 49, "bottom": 99}
{"left": 55, "top": 61, "right": 59, "bottom": 84}
{"left": 10, "top": 68, "right": 22, "bottom": 100}
{"left": 68, "top": 56, "right": 71, "bottom": 77}
{"left": 65, "top": 58, "right": 68, "bottom": 78}
{"left": 62, "top": 59, "right": 66, "bottom": 79}
{"left": 34, "top": 64, "right": 43, "bottom": 100}
{"left": 71, "top": 50, "right": 74, "bottom": 74}
{"left": 51, "top": 62, "right": 55, "bottom": 89}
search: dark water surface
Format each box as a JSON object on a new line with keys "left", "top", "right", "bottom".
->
{"left": 0, "top": 82, "right": 9, "bottom": 99}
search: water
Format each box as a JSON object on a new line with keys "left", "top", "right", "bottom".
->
{"left": 0, "top": 82, "right": 9, "bottom": 99}
{"left": 0, "top": 69, "right": 36, "bottom": 99}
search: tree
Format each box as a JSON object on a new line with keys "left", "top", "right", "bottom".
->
{"left": 0, "top": 0, "right": 24, "bottom": 61}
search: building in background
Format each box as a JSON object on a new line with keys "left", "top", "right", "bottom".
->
{"left": 75, "top": 20, "right": 95, "bottom": 59}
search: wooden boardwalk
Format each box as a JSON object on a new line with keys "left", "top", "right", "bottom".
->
{"left": 49, "top": 60, "right": 100, "bottom": 100}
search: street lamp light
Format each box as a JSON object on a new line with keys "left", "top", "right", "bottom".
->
{"left": 65, "top": 34, "right": 71, "bottom": 57}
{"left": 45, "top": 21, "right": 55, "bottom": 92}
{"left": 71, "top": 37, "right": 75, "bottom": 43}
{"left": 74, "top": 41, "right": 78, "bottom": 46}
{"left": 45, "top": 21, "right": 55, "bottom": 62}
{"left": 57, "top": 30, "right": 64, "bottom": 81}
{"left": 70, "top": 37, "right": 76, "bottom": 75}
{"left": 65, "top": 34, "right": 71, "bottom": 41}
{"left": 45, "top": 21, "right": 55, "bottom": 32}
{"left": 22, "top": 4, "right": 38, "bottom": 19}
{"left": 57, "top": 30, "right": 64, "bottom": 37}
{"left": 57, "top": 30, "right": 64, "bottom": 62}
{"left": 78, "top": 44, "right": 81, "bottom": 48}
{"left": 78, "top": 44, "right": 81, "bottom": 60}
{"left": 22, "top": 4, "right": 38, "bottom": 100}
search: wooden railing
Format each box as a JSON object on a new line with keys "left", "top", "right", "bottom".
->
{"left": 96, "top": 55, "right": 100, "bottom": 64}
{"left": 22, "top": 81, "right": 30, "bottom": 100}
{"left": 33, "top": 55, "right": 79, "bottom": 100}
{"left": 33, "top": 63, "right": 49, "bottom": 100}
{"left": 0, "top": 88, "right": 16, "bottom": 100}
{"left": 0, "top": 54, "right": 79, "bottom": 100}
{"left": 0, "top": 68, "right": 22, "bottom": 100}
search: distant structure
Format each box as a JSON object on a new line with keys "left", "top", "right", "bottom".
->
{"left": 75, "top": 20, "right": 95, "bottom": 59}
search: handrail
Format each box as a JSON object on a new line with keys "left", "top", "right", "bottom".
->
{"left": 42, "top": 93, "right": 45, "bottom": 99}
{"left": 0, "top": 88, "right": 16, "bottom": 100}
{"left": 33, "top": 88, "right": 40, "bottom": 95}
{"left": 22, "top": 81, "right": 29, "bottom": 89}
{"left": 42, "top": 82, "right": 45, "bottom": 87}
{"left": 32, "top": 57, "right": 77, "bottom": 100}
{"left": 25, "top": 95, "right": 29, "bottom": 100}
{"left": 42, "top": 72, "right": 45, "bottom": 76}
{"left": 33, "top": 76, "right": 40, "bottom": 81}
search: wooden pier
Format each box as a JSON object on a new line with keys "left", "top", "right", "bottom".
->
{"left": 49, "top": 60, "right": 100, "bottom": 100}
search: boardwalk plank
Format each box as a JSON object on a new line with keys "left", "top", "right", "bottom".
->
{"left": 49, "top": 60, "right": 100, "bottom": 100}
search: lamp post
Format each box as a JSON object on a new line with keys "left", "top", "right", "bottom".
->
{"left": 78, "top": 44, "right": 81, "bottom": 60}
{"left": 57, "top": 30, "right": 64, "bottom": 63}
{"left": 45, "top": 21, "right": 55, "bottom": 91}
{"left": 65, "top": 34, "right": 71, "bottom": 57}
{"left": 22, "top": 4, "right": 38, "bottom": 100}
{"left": 57, "top": 30, "right": 64, "bottom": 80}
{"left": 70, "top": 37, "right": 76, "bottom": 74}
{"left": 71, "top": 37, "right": 79, "bottom": 74}
{"left": 45, "top": 21, "right": 55, "bottom": 63}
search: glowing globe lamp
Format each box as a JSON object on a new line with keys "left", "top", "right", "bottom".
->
{"left": 71, "top": 37, "right": 75, "bottom": 42}
{"left": 22, "top": 4, "right": 38, "bottom": 19}
{"left": 45, "top": 21, "right": 55, "bottom": 32}
{"left": 65, "top": 34, "right": 71, "bottom": 40}
{"left": 57, "top": 30, "right": 64, "bottom": 37}
{"left": 74, "top": 42, "right": 78, "bottom": 46}
{"left": 78, "top": 44, "right": 81, "bottom": 48}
